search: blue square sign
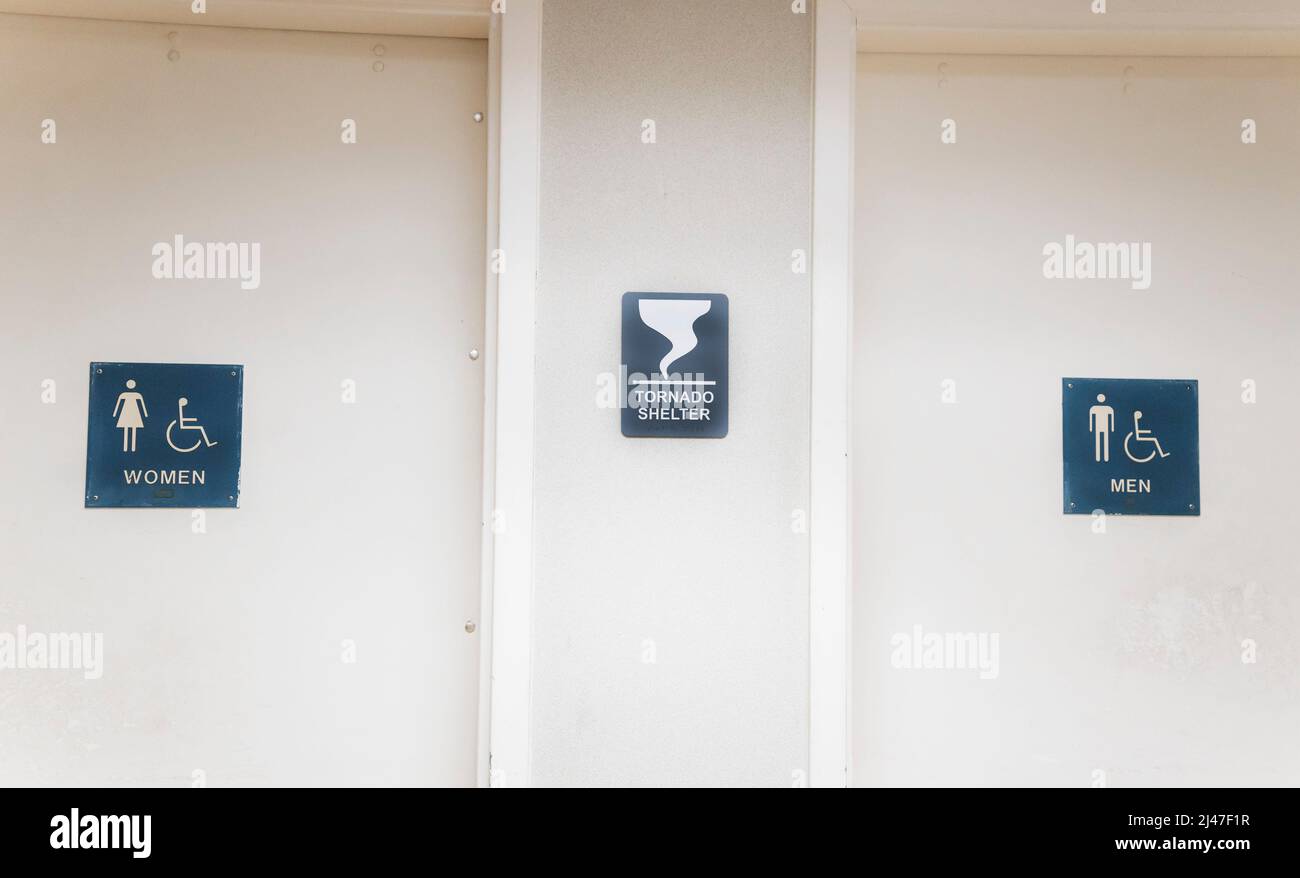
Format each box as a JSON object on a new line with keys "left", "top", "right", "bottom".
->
{"left": 1062, "top": 377, "right": 1199, "bottom": 516}
{"left": 621, "top": 292, "right": 728, "bottom": 438}
{"left": 85, "top": 362, "right": 244, "bottom": 508}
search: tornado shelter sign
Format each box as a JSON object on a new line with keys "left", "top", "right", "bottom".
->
{"left": 1062, "top": 377, "right": 1199, "bottom": 516}
{"left": 85, "top": 362, "right": 244, "bottom": 508}
{"left": 621, "top": 292, "right": 728, "bottom": 438}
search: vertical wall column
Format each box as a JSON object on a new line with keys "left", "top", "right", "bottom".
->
{"left": 488, "top": 0, "right": 542, "bottom": 788}
{"left": 527, "top": 0, "right": 814, "bottom": 787}
{"left": 809, "top": 0, "right": 857, "bottom": 789}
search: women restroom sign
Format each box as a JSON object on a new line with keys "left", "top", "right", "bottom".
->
{"left": 621, "top": 292, "right": 728, "bottom": 438}
{"left": 1062, "top": 377, "right": 1199, "bottom": 516}
{"left": 85, "top": 362, "right": 244, "bottom": 508}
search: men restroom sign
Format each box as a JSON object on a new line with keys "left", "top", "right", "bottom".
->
{"left": 85, "top": 362, "right": 244, "bottom": 508}
{"left": 1062, "top": 377, "right": 1199, "bottom": 516}
{"left": 621, "top": 292, "right": 728, "bottom": 438}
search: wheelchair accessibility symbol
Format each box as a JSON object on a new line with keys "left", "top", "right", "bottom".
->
{"left": 1088, "top": 393, "right": 1170, "bottom": 464}
{"left": 1123, "top": 410, "right": 1170, "bottom": 463}
{"left": 166, "top": 397, "right": 219, "bottom": 453}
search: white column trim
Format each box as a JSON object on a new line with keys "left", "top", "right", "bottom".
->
{"left": 810, "top": 0, "right": 856, "bottom": 789}
{"left": 487, "top": 0, "right": 541, "bottom": 789}
{"left": 475, "top": 8, "right": 504, "bottom": 790}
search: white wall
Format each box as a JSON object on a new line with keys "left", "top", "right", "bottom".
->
{"left": 853, "top": 54, "right": 1300, "bottom": 786}
{"left": 530, "top": 0, "right": 813, "bottom": 787}
{"left": 0, "top": 15, "right": 487, "bottom": 786}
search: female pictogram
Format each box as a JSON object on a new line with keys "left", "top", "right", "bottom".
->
{"left": 112, "top": 379, "right": 148, "bottom": 452}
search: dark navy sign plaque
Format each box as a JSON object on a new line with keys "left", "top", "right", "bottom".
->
{"left": 85, "top": 363, "right": 244, "bottom": 508}
{"left": 621, "top": 292, "right": 728, "bottom": 438}
{"left": 1062, "top": 377, "right": 1199, "bottom": 516}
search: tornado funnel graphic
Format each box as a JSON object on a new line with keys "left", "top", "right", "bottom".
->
{"left": 638, "top": 299, "right": 712, "bottom": 376}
